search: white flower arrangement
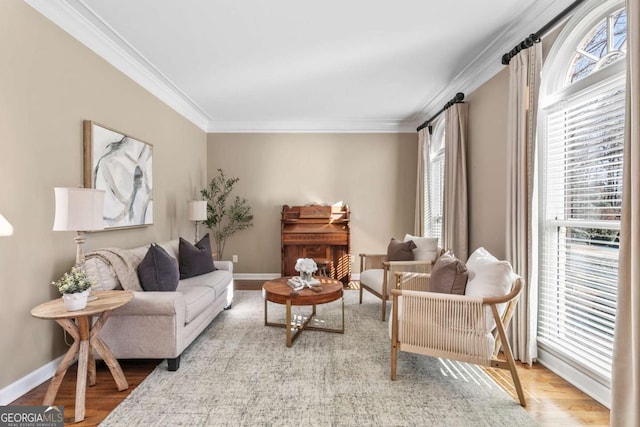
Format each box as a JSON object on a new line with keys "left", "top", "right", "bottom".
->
{"left": 52, "top": 266, "right": 95, "bottom": 295}
{"left": 294, "top": 258, "right": 318, "bottom": 274}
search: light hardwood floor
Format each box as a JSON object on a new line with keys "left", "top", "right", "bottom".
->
{"left": 11, "top": 283, "right": 610, "bottom": 426}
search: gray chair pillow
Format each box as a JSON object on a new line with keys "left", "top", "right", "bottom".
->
{"left": 430, "top": 252, "right": 468, "bottom": 295}
{"left": 387, "top": 238, "right": 416, "bottom": 261}
{"left": 137, "top": 244, "right": 180, "bottom": 292}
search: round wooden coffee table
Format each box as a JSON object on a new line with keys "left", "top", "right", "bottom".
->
{"left": 262, "top": 277, "right": 344, "bottom": 347}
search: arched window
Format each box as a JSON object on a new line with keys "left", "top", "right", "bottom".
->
{"left": 537, "top": 0, "right": 626, "bottom": 406}
{"left": 568, "top": 8, "right": 627, "bottom": 84}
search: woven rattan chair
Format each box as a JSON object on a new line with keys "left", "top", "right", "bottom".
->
{"left": 358, "top": 253, "right": 438, "bottom": 321}
{"left": 390, "top": 271, "right": 526, "bottom": 406}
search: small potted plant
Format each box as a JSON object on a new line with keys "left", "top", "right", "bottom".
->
{"left": 52, "top": 266, "right": 94, "bottom": 311}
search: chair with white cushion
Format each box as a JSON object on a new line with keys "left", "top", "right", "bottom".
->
{"left": 359, "top": 234, "right": 440, "bottom": 321}
{"left": 389, "top": 247, "right": 526, "bottom": 406}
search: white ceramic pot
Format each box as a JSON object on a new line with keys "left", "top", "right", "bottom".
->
{"left": 62, "top": 290, "right": 89, "bottom": 311}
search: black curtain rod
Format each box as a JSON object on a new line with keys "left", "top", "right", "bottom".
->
{"left": 416, "top": 92, "right": 465, "bottom": 132}
{"left": 501, "top": 0, "right": 587, "bottom": 65}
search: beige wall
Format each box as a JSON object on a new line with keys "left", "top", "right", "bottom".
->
{"left": 464, "top": 26, "right": 562, "bottom": 260}
{"left": 466, "top": 68, "right": 510, "bottom": 259}
{"left": 206, "top": 133, "right": 418, "bottom": 274}
{"left": 0, "top": 2, "right": 207, "bottom": 390}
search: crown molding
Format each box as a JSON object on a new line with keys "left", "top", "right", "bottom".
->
{"left": 25, "top": 0, "right": 211, "bottom": 131}
{"left": 26, "top": 0, "right": 579, "bottom": 134}
{"left": 412, "top": 0, "right": 578, "bottom": 125}
{"left": 208, "top": 119, "right": 420, "bottom": 133}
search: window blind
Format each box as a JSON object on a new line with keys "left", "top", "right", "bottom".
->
{"left": 538, "top": 74, "right": 625, "bottom": 384}
{"left": 430, "top": 153, "right": 444, "bottom": 240}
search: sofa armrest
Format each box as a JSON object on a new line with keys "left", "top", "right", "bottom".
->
{"left": 111, "top": 291, "right": 186, "bottom": 317}
{"left": 383, "top": 260, "right": 434, "bottom": 275}
{"left": 359, "top": 253, "right": 387, "bottom": 271}
{"left": 214, "top": 260, "right": 233, "bottom": 274}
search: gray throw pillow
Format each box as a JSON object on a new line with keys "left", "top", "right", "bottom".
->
{"left": 387, "top": 238, "right": 416, "bottom": 261}
{"left": 137, "top": 244, "right": 180, "bottom": 292}
{"left": 179, "top": 235, "right": 215, "bottom": 279}
{"left": 430, "top": 252, "right": 468, "bottom": 295}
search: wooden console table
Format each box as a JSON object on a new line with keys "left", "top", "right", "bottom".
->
{"left": 31, "top": 290, "right": 133, "bottom": 423}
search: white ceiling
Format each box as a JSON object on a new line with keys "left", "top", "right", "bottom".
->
{"left": 27, "top": 0, "right": 577, "bottom": 132}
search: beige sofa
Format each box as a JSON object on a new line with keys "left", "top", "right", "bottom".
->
{"left": 84, "top": 239, "right": 233, "bottom": 371}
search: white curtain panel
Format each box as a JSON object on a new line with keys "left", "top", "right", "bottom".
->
{"left": 415, "top": 128, "right": 432, "bottom": 236}
{"left": 505, "top": 44, "right": 541, "bottom": 365}
{"left": 442, "top": 103, "right": 469, "bottom": 261}
{"left": 611, "top": 0, "right": 640, "bottom": 424}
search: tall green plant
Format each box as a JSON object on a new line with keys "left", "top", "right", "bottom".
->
{"left": 200, "top": 169, "right": 253, "bottom": 260}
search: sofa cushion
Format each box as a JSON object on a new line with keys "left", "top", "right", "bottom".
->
{"left": 157, "top": 240, "right": 179, "bottom": 259}
{"left": 430, "top": 252, "right": 468, "bottom": 295}
{"left": 387, "top": 238, "right": 416, "bottom": 261}
{"left": 179, "top": 269, "right": 232, "bottom": 301}
{"left": 360, "top": 269, "right": 385, "bottom": 296}
{"left": 138, "top": 244, "right": 180, "bottom": 292}
{"left": 404, "top": 234, "right": 438, "bottom": 262}
{"left": 179, "top": 235, "right": 216, "bottom": 279}
{"left": 176, "top": 284, "right": 215, "bottom": 324}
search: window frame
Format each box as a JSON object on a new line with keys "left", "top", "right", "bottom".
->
{"left": 536, "top": 0, "right": 626, "bottom": 409}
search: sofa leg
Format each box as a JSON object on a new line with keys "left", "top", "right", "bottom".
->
{"left": 224, "top": 303, "right": 232, "bottom": 310}
{"left": 168, "top": 356, "right": 181, "bottom": 371}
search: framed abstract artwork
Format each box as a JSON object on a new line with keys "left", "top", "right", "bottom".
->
{"left": 83, "top": 120, "right": 153, "bottom": 229}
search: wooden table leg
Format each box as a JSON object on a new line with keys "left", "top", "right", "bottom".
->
{"left": 91, "top": 335, "right": 128, "bottom": 391}
{"left": 90, "top": 311, "right": 128, "bottom": 391}
{"left": 43, "top": 319, "right": 80, "bottom": 406}
{"left": 88, "top": 346, "right": 96, "bottom": 387}
{"left": 341, "top": 292, "right": 345, "bottom": 333}
{"left": 75, "top": 316, "right": 91, "bottom": 422}
{"left": 286, "top": 299, "right": 292, "bottom": 347}
{"left": 43, "top": 341, "right": 79, "bottom": 406}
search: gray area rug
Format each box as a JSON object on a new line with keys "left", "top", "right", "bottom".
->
{"left": 101, "top": 290, "right": 537, "bottom": 426}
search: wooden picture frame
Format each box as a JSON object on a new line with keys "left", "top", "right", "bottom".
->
{"left": 83, "top": 120, "right": 153, "bottom": 229}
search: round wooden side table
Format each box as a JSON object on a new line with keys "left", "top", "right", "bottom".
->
{"left": 31, "top": 290, "right": 133, "bottom": 423}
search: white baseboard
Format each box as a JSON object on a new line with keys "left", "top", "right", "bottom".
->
{"left": 0, "top": 355, "right": 63, "bottom": 406}
{"left": 234, "top": 273, "right": 361, "bottom": 281}
{"left": 233, "top": 273, "right": 281, "bottom": 280}
{"left": 537, "top": 347, "right": 611, "bottom": 408}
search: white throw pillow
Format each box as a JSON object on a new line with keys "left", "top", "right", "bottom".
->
{"left": 465, "top": 247, "right": 516, "bottom": 331}
{"left": 404, "top": 234, "right": 438, "bottom": 262}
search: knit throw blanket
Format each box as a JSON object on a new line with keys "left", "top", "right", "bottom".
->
{"left": 85, "top": 248, "right": 145, "bottom": 292}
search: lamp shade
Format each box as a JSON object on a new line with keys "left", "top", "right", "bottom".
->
{"left": 187, "top": 200, "right": 208, "bottom": 221}
{"left": 0, "top": 213, "right": 13, "bottom": 236}
{"left": 53, "top": 187, "right": 105, "bottom": 232}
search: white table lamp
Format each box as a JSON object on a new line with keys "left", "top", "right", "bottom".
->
{"left": 0, "top": 213, "right": 13, "bottom": 236}
{"left": 187, "top": 200, "right": 207, "bottom": 242}
{"left": 53, "top": 187, "right": 105, "bottom": 266}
